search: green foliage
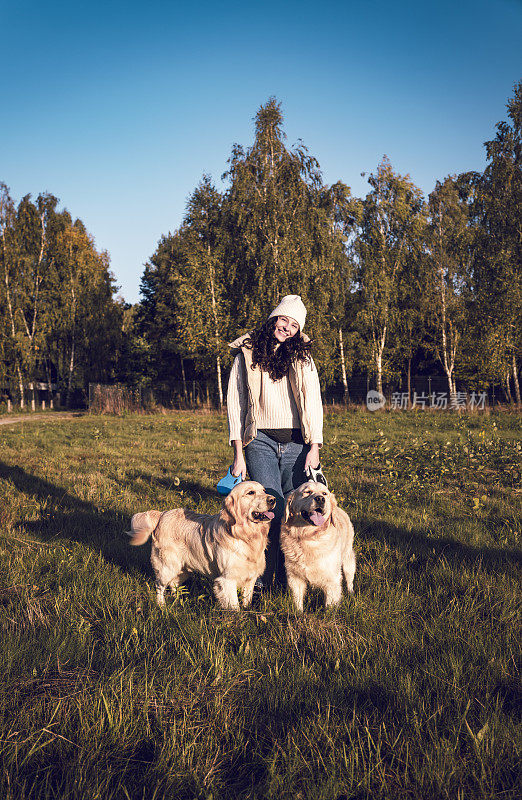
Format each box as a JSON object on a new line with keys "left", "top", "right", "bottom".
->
{"left": 424, "top": 176, "right": 473, "bottom": 395}
{"left": 137, "top": 177, "right": 230, "bottom": 401}
{"left": 222, "top": 98, "right": 357, "bottom": 384}
{"left": 0, "top": 184, "right": 124, "bottom": 405}
{"left": 464, "top": 80, "right": 522, "bottom": 391}
{"left": 139, "top": 98, "right": 355, "bottom": 390}
{"left": 137, "top": 89, "right": 522, "bottom": 403}
{"left": 353, "top": 157, "right": 427, "bottom": 391}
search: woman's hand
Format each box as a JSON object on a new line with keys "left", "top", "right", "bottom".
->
{"left": 304, "top": 443, "right": 320, "bottom": 471}
{"left": 231, "top": 441, "right": 247, "bottom": 480}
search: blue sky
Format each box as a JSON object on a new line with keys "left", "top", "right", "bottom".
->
{"left": 2, "top": 0, "right": 521, "bottom": 303}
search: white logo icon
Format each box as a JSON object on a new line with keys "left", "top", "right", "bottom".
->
{"left": 366, "top": 390, "right": 386, "bottom": 411}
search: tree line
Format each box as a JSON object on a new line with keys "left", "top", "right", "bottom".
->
{"left": 2, "top": 82, "right": 521, "bottom": 409}
{"left": 138, "top": 83, "right": 521, "bottom": 407}
{"left": 0, "top": 187, "right": 127, "bottom": 408}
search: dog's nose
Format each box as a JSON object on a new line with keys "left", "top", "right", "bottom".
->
{"left": 314, "top": 495, "right": 325, "bottom": 508}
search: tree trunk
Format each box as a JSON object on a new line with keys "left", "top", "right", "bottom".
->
{"left": 407, "top": 356, "right": 412, "bottom": 408}
{"left": 2, "top": 242, "right": 25, "bottom": 408}
{"left": 440, "top": 282, "right": 457, "bottom": 407}
{"left": 31, "top": 210, "right": 45, "bottom": 340}
{"left": 45, "top": 358, "right": 54, "bottom": 409}
{"left": 339, "top": 328, "right": 348, "bottom": 402}
{"left": 375, "top": 324, "right": 386, "bottom": 396}
{"left": 208, "top": 245, "right": 223, "bottom": 408}
{"left": 181, "top": 358, "right": 188, "bottom": 400}
{"left": 23, "top": 209, "right": 46, "bottom": 409}
{"left": 16, "top": 363, "right": 25, "bottom": 409}
{"left": 502, "top": 370, "right": 513, "bottom": 404}
{"left": 512, "top": 354, "right": 521, "bottom": 407}
{"left": 436, "top": 214, "right": 460, "bottom": 410}
{"left": 445, "top": 368, "right": 456, "bottom": 407}
{"left": 216, "top": 355, "right": 223, "bottom": 410}
{"left": 376, "top": 351, "right": 383, "bottom": 396}
{"left": 66, "top": 340, "right": 75, "bottom": 409}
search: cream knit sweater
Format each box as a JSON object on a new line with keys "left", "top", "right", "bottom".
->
{"left": 227, "top": 355, "right": 323, "bottom": 444}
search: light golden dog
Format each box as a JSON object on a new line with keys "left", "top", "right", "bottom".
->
{"left": 280, "top": 481, "right": 356, "bottom": 611}
{"left": 127, "top": 481, "right": 275, "bottom": 609}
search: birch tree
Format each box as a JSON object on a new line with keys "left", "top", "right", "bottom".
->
{"left": 183, "top": 177, "right": 228, "bottom": 405}
{"left": 0, "top": 188, "right": 57, "bottom": 407}
{"left": 51, "top": 224, "right": 114, "bottom": 404}
{"left": 355, "top": 158, "right": 425, "bottom": 396}
{"left": 0, "top": 183, "right": 25, "bottom": 405}
{"left": 425, "top": 177, "right": 471, "bottom": 403}
{"left": 16, "top": 193, "right": 60, "bottom": 408}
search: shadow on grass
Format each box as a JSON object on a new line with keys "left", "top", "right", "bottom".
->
{"left": 125, "top": 468, "right": 218, "bottom": 503}
{"left": 2, "top": 457, "right": 520, "bottom": 589}
{"left": 0, "top": 460, "right": 216, "bottom": 579}
{"left": 357, "top": 514, "right": 522, "bottom": 575}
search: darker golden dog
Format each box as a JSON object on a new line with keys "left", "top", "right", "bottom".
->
{"left": 280, "top": 481, "right": 356, "bottom": 611}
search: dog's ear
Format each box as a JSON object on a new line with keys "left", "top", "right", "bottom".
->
{"left": 221, "top": 490, "right": 238, "bottom": 529}
{"left": 283, "top": 489, "right": 297, "bottom": 523}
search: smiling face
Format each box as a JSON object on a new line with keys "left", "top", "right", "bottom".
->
{"left": 285, "top": 481, "right": 333, "bottom": 528}
{"left": 225, "top": 481, "right": 276, "bottom": 525}
{"left": 273, "top": 315, "right": 300, "bottom": 343}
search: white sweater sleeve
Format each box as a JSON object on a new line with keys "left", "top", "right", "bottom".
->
{"left": 226, "top": 355, "right": 244, "bottom": 444}
{"left": 303, "top": 357, "right": 324, "bottom": 444}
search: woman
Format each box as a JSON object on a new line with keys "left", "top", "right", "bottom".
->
{"left": 227, "top": 294, "right": 324, "bottom": 585}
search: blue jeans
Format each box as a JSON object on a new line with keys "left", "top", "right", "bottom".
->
{"left": 245, "top": 430, "right": 309, "bottom": 584}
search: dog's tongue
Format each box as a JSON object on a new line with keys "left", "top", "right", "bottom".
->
{"left": 264, "top": 511, "right": 275, "bottom": 520}
{"left": 309, "top": 510, "right": 326, "bottom": 526}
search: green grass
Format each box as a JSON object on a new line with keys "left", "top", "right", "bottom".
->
{"left": 0, "top": 409, "right": 520, "bottom": 800}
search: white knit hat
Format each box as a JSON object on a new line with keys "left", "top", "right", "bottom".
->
{"left": 268, "top": 294, "right": 307, "bottom": 331}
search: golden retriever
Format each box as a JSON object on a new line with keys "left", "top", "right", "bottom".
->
{"left": 127, "top": 481, "right": 275, "bottom": 609}
{"left": 280, "top": 481, "right": 356, "bottom": 611}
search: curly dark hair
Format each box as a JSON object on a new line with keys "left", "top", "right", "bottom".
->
{"left": 243, "top": 318, "right": 312, "bottom": 380}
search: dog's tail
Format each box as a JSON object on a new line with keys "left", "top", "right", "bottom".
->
{"left": 127, "top": 510, "right": 162, "bottom": 546}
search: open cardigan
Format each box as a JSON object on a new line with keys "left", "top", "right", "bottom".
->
{"left": 226, "top": 332, "right": 323, "bottom": 447}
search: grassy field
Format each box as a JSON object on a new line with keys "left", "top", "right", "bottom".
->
{"left": 0, "top": 409, "right": 520, "bottom": 800}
